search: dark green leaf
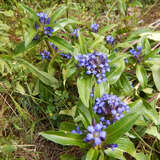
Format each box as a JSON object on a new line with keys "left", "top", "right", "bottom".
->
{"left": 60, "top": 154, "right": 77, "bottom": 160}
{"left": 18, "top": 59, "right": 59, "bottom": 88}
{"left": 14, "top": 40, "right": 41, "bottom": 56}
{"left": 105, "top": 112, "right": 140, "bottom": 144}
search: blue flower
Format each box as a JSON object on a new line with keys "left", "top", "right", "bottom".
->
{"left": 85, "top": 122, "right": 106, "bottom": 146}
{"left": 49, "top": 42, "right": 58, "bottom": 52}
{"left": 105, "top": 35, "right": 114, "bottom": 44}
{"left": 129, "top": 46, "right": 142, "bottom": 58}
{"left": 93, "top": 94, "right": 130, "bottom": 123}
{"left": 37, "top": 12, "right": 50, "bottom": 25}
{"left": 124, "top": 58, "right": 128, "bottom": 63}
{"left": 59, "top": 53, "right": 72, "bottom": 59}
{"left": 90, "top": 87, "right": 94, "bottom": 98}
{"left": 44, "top": 27, "right": 54, "bottom": 36}
{"left": 90, "top": 23, "right": 99, "bottom": 32}
{"left": 76, "top": 51, "right": 110, "bottom": 84}
{"left": 34, "top": 22, "right": 40, "bottom": 30}
{"left": 72, "top": 126, "right": 82, "bottom": 134}
{"left": 104, "top": 144, "right": 118, "bottom": 151}
{"left": 72, "top": 28, "right": 80, "bottom": 38}
{"left": 40, "top": 50, "right": 50, "bottom": 60}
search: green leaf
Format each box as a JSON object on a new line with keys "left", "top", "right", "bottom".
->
{"left": 118, "top": 74, "right": 132, "bottom": 95}
{"left": 78, "top": 31, "right": 87, "bottom": 54}
{"left": 105, "top": 112, "right": 140, "bottom": 144}
{"left": 19, "top": 3, "right": 38, "bottom": 21}
{"left": 140, "top": 32, "right": 160, "bottom": 41}
{"left": 105, "top": 148, "right": 126, "bottom": 160}
{"left": 59, "top": 106, "right": 77, "bottom": 118}
{"left": 130, "top": 99, "right": 160, "bottom": 125}
{"left": 10, "top": 95, "right": 30, "bottom": 121}
{"left": 99, "top": 151, "right": 105, "bottom": 160}
{"left": 94, "top": 81, "right": 109, "bottom": 98}
{"left": 24, "top": 27, "right": 37, "bottom": 47}
{"left": 14, "top": 40, "right": 41, "bottom": 56}
{"left": 49, "top": 36, "right": 74, "bottom": 52}
{"left": 86, "top": 148, "right": 99, "bottom": 160}
{"left": 18, "top": 59, "right": 59, "bottom": 88}
{"left": 60, "top": 154, "right": 77, "bottom": 160}
{"left": 39, "top": 130, "right": 87, "bottom": 148}
{"left": 59, "top": 122, "right": 76, "bottom": 132}
{"left": 108, "top": 60, "right": 125, "bottom": 84}
{"left": 62, "top": 61, "right": 76, "bottom": 86}
{"left": 78, "top": 104, "right": 92, "bottom": 127}
{"left": 77, "top": 77, "right": 93, "bottom": 108}
{"left": 146, "top": 126, "right": 160, "bottom": 140}
{"left": 136, "top": 64, "right": 148, "bottom": 88}
{"left": 117, "top": 0, "right": 126, "bottom": 15}
{"left": 89, "top": 35, "right": 104, "bottom": 50}
{"left": 98, "top": 24, "right": 117, "bottom": 34}
{"left": 50, "top": 6, "right": 67, "bottom": 23}
{"left": 151, "top": 64, "right": 160, "bottom": 91}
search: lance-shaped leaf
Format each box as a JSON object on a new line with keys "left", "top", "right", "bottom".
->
{"left": 151, "top": 64, "right": 160, "bottom": 91}
{"left": 39, "top": 130, "right": 87, "bottom": 148}
{"left": 49, "top": 36, "right": 74, "bottom": 52}
{"left": 107, "top": 60, "right": 125, "bottom": 84}
{"left": 78, "top": 31, "right": 87, "bottom": 54}
{"left": 50, "top": 6, "right": 67, "bottom": 23}
{"left": 105, "top": 112, "right": 140, "bottom": 144}
{"left": 19, "top": 3, "right": 38, "bottom": 21}
{"left": 78, "top": 104, "right": 92, "bottom": 127}
{"left": 136, "top": 64, "right": 148, "bottom": 88}
{"left": 77, "top": 77, "right": 93, "bottom": 108}
{"left": 18, "top": 59, "right": 59, "bottom": 88}
{"left": 14, "top": 39, "right": 41, "bottom": 56}
{"left": 86, "top": 148, "right": 99, "bottom": 160}
{"left": 24, "top": 27, "right": 37, "bottom": 47}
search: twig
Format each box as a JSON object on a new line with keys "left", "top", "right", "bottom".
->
{"left": 122, "top": 40, "right": 138, "bottom": 53}
{"left": 151, "top": 42, "right": 160, "bottom": 51}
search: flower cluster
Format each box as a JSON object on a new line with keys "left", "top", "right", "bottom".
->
{"left": 105, "top": 35, "right": 114, "bottom": 44}
{"left": 34, "top": 12, "right": 54, "bottom": 37}
{"left": 129, "top": 46, "right": 142, "bottom": 58}
{"left": 44, "top": 27, "right": 54, "bottom": 36}
{"left": 40, "top": 50, "right": 50, "bottom": 60}
{"left": 85, "top": 122, "right": 106, "bottom": 146}
{"left": 93, "top": 94, "right": 130, "bottom": 123}
{"left": 72, "top": 28, "right": 80, "bottom": 38}
{"left": 59, "top": 53, "right": 72, "bottom": 59}
{"left": 90, "top": 23, "right": 99, "bottom": 32}
{"left": 49, "top": 42, "right": 58, "bottom": 52}
{"left": 76, "top": 51, "right": 110, "bottom": 84}
{"left": 72, "top": 126, "right": 82, "bottom": 134}
{"left": 37, "top": 12, "right": 50, "bottom": 25}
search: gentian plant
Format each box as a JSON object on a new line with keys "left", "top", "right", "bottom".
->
{"left": 12, "top": 3, "right": 160, "bottom": 160}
